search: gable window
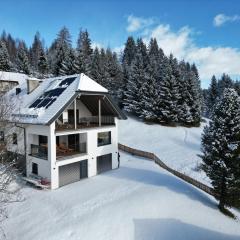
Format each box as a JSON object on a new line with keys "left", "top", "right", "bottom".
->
{"left": 32, "top": 163, "right": 38, "bottom": 175}
{"left": 0, "top": 131, "right": 4, "bottom": 142}
{"left": 12, "top": 133, "right": 17, "bottom": 145}
{"left": 98, "top": 131, "right": 111, "bottom": 147}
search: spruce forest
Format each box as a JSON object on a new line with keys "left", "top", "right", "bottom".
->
{"left": 0, "top": 27, "right": 239, "bottom": 127}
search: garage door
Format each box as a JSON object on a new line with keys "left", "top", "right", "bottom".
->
{"left": 59, "top": 162, "right": 80, "bottom": 187}
{"left": 97, "top": 153, "right": 112, "bottom": 174}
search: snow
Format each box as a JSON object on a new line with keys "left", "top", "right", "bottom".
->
{"left": 78, "top": 73, "right": 108, "bottom": 93}
{"left": 4, "top": 73, "right": 108, "bottom": 125}
{"left": 118, "top": 117, "right": 211, "bottom": 185}
{"left": 3, "top": 153, "right": 240, "bottom": 240}
{"left": 0, "top": 71, "right": 28, "bottom": 85}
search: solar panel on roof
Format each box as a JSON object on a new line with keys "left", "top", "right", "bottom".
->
{"left": 37, "top": 98, "right": 52, "bottom": 108}
{"left": 59, "top": 77, "right": 76, "bottom": 86}
{"left": 46, "top": 98, "right": 57, "bottom": 109}
{"left": 45, "top": 88, "right": 66, "bottom": 98}
{"left": 29, "top": 99, "right": 42, "bottom": 108}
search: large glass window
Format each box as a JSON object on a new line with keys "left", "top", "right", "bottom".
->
{"left": 98, "top": 131, "right": 111, "bottom": 147}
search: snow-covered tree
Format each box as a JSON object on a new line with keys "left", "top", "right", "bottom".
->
{"left": 201, "top": 88, "right": 240, "bottom": 211}
{"left": 157, "top": 55, "right": 180, "bottom": 124}
{"left": 75, "top": 30, "right": 92, "bottom": 75}
{"left": 124, "top": 39, "right": 149, "bottom": 115}
{"left": 207, "top": 75, "right": 218, "bottom": 117}
{"left": 218, "top": 73, "right": 234, "bottom": 97}
{"left": 51, "top": 27, "right": 72, "bottom": 76}
{"left": 0, "top": 40, "right": 11, "bottom": 71}
{"left": 16, "top": 41, "right": 30, "bottom": 74}
{"left": 30, "top": 32, "right": 44, "bottom": 72}
{"left": 59, "top": 48, "right": 77, "bottom": 75}
{"left": 37, "top": 47, "right": 48, "bottom": 77}
{"left": 120, "top": 37, "right": 136, "bottom": 106}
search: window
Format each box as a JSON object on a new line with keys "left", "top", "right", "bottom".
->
{"left": 98, "top": 131, "right": 111, "bottom": 147}
{"left": 0, "top": 131, "right": 4, "bottom": 142}
{"left": 12, "top": 133, "right": 17, "bottom": 145}
{"left": 32, "top": 163, "right": 38, "bottom": 175}
{"left": 39, "top": 135, "right": 48, "bottom": 146}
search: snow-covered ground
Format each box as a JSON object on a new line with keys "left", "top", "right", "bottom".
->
{"left": 3, "top": 153, "right": 240, "bottom": 240}
{"left": 119, "top": 117, "right": 210, "bottom": 185}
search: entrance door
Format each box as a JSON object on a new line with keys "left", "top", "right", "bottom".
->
{"left": 80, "top": 160, "right": 88, "bottom": 179}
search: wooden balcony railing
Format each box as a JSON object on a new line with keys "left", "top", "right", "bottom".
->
{"left": 56, "top": 116, "right": 115, "bottom": 131}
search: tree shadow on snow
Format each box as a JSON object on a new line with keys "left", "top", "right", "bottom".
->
{"left": 106, "top": 166, "right": 216, "bottom": 209}
{"left": 134, "top": 218, "right": 240, "bottom": 240}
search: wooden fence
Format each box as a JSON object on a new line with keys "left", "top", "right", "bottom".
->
{"left": 118, "top": 143, "right": 217, "bottom": 198}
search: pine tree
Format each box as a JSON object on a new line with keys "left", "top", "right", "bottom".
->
{"left": 177, "top": 61, "right": 193, "bottom": 124}
{"left": 38, "top": 47, "right": 48, "bottom": 76}
{"left": 207, "top": 75, "right": 218, "bottom": 118}
{"left": 124, "top": 38, "right": 149, "bottom": 115}
{"left": 103, "top": 49, "right": 123, "bottom": 98}
{"left": 51, "top": 27, "right": 72, "bottom": 76}
{"left": 90, "top": 47, "right": 102, "bottom": 82}
{"left": 0, "top": 40, "right": 11, "bottom": 71}
{"left": 60, "top": 48, "right": 77, "bottom": 75}
{"left": 75, "top": 30, "right": 92, "bottom": 75}
{"left": 218, "top": 73, "right": 234, "bottom": 97}
{"left": 157, "top": 55, "right": 179, "bottom": 124}
{"left": 16, "top": 41, "right": 30, "bottom": 74}
{"left": 190, "top": 64, "right": 202, "bottom": 125}
{"left": 121, "top": 37, "right": 137, "bottom": 106}
{"left": 140, "top": 38, "right": 163, "bottom": 121}
{"left": 201, "top": 88, "right": 240, "bottom": 211}
{"left": 30, "top": 32, "right": 44, "bottom": 72}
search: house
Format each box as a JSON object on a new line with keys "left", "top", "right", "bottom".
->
{"left": 2, "top": 73, "right": 126, "bottom": 189}
{"left": 0, "top": 71, "right": 40, "bottom": 96}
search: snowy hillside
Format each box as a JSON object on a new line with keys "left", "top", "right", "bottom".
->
{"left": 3, "top": 153, "right": 240, "bottom": 240}
{"left": 118, "top": 117, "right": 210, "bottom": 185}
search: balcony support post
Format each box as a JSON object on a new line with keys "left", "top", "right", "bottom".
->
{"left": 98, "top": 98, "right": 101, "bottom": 127}
{"left": 74, "top": 99, "right": 77, "bottom": 130}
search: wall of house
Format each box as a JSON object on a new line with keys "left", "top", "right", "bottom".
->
{"left": 61, "top": 99, "right": 92, "bottom": 123}
{"left": 26, "top": 124, "right": 52, "bottom": 182}
{"left": 53, "top": 121, "right": 119, "bottom": 189}
{"left": 5, "top": 124, "right": 25, "bottom": 155}
{"left": 8, "top": 118, "right": 119, "bottom": 190}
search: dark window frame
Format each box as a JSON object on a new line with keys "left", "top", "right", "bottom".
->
{"left": 97, "top": 131, "right": 111, "bottom": 147}
{"left": 32, "top": 162, "right": 38, "bottom": 175}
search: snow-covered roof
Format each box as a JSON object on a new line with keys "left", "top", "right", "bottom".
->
{"left": 4, "top": 73, "right": 122, "bottom": 125}
{"left": 0, "top": 71, "right": 29, "bottom": 85}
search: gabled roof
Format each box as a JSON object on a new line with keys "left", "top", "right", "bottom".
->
{"left": 5, "top": 73, "right": 126, "bottom": 125}
{"left": 0, "top": 71, "right": 29, "bottom": 85}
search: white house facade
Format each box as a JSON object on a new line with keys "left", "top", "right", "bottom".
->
{"left": 3, "top": 73, "right": 126, "bottom": 189}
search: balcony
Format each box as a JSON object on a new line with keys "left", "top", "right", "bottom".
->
{"left": 30, "top": 144, "right": 48, "bottom": 160}
{"left": 55, "top": 116, "right": 115, "bottom": 131}
{"left": 56, "top": 142, "right": 87, "bottom": 160}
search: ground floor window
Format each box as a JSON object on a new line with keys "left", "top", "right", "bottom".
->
{"left": 32, "top": 162, "right": 38, "bottom": 175}
{"left": 97, "top": 131, "right": 111, "bottom": 146}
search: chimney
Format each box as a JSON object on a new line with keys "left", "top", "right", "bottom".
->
{"left": 16, "top": 88, "right": 21, "bottom": 95}
{"left": 27, "top": 78, "right": 40, "bottom": 94}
